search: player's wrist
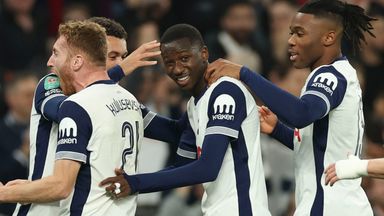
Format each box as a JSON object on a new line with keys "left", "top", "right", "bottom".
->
{"left": 356, "top": 159, "right": 368, "bottom": 176}
{"left": 123, "top": 173, "right": 138, "bottom": 195}
{"left": 335, "top": 156, "right": 368, "bottom": 179}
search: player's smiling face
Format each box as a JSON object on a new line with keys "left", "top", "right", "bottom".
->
{"left": 161, "top": 38, "right": 208, "bottom": 97}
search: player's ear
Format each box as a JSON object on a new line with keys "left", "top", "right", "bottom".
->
{"left": 201, "top": 46, "right": 209, "bottom": 61}
{"left": 323, "top": 31, "right": 336, "bottom": 47}
{"left": 72, "top": 55, "right": 84, "bottom": 71}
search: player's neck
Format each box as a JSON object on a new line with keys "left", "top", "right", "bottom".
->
{"left": 74, "top": 66, "right": 109, "bottom": 92}
{"left": 311, "top": 49, "right": 342, "bottom": 71}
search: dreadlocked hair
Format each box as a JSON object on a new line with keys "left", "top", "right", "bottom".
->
{"left": 299, "top": 0, "right": 377, "bottom": 54}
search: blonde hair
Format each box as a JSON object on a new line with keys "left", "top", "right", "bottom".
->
{"left": 58, "top": 20, "right": 107, "bottom": 67}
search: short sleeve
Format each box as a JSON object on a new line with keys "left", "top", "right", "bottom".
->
{"left": 34, "top": 74, "right": 66, "bottom": 119}
{"left": 206, "top": 81, "right": 247, "bottom": 139}
{"left": 56, "top": 101, "right": 92, "bottom": 163}
{"left": 301, "top": 66, "right": 347, "bottom": 114}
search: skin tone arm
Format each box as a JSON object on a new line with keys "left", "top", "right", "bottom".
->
{"left": 118, "top": 40, "right": 161, "bottom": 76}
{"left": 325, "top": 157, "right": 384, "bottom": 186}
{"left": 0, "top": 160, "right": 80, "bottom": 203}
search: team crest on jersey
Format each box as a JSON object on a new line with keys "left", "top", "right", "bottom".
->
{"left": 212, "top": 94, "right": 235, "bottom": 121}
{"left": 311, "top": 72, "right": 338, "bottom": 96}
{"left": 44, "top": 76, "right": 60, "bottom": 90}
{"left": 58, "top": 117, "right": 78, "bottom": 145}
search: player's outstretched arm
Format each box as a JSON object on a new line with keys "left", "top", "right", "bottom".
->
{"left": 206, "top": 59, "right": 329, "bottom": 129}
{"left": 0, "top": 159, "right": 80, "bottom": 203}
{"left": 324, "top": 155, "right": 367, "bottom": 186}
{"left": 100, "top": 134, "right": 229, "bottom": 198}
{"left": 325, "top": 156, "right": 384, "bottom": 186}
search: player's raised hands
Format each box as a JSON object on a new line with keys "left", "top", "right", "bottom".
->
{"left": 205, "top": 58, "right": 242, "bottom": 85}
{"left": 100, "top": 168, "right": 132, "bottom": 199}
{"left": 119, "top": 40, "right": 161, "bottom": 76}
{"left": 259, "top": 106, "right": 278, "bottom": 134}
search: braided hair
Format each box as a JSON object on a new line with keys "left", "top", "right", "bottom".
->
{"left": 299, "top": 0, "right": 377, "bottom": 54}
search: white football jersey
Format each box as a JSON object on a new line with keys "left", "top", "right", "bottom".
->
{"left": 185, "top": 77, "right": 270, "bottom": 216}
{"left": 294, "top": 57, "right": 372, "bottom": 215}
{"left": 13, "top": 74, "right": 65, "bottom": 216}
{"left": 55, "top": 80, "right": 143, "bottom": 216}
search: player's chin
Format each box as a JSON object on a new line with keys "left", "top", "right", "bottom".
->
{"left": 291, "top": 61, "right": 306, "bottom": 69}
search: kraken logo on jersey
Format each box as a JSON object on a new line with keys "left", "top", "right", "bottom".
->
{"left": 311, "top": 72, "right": 338, "bottom": 96}
{"left": 58, "top": 117, "right": 78, "bottom": 144}
{"left": 212, "top": 94, "right": 236, "bottom": 121}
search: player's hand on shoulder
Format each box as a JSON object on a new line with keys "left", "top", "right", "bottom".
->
{"left": 119, "top": 40, "right": 161, "bottom": 76}
{"left": 100, "top": 168, "right": 132, "bottom": 199}
{"left": 259, "top": 106, "right": 277, "bottom": 134}
{"left": 205, "top": 58, "right": 242, "bottom": 85}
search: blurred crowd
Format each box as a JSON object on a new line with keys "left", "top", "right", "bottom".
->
{"left": 0, "top": 0, "right": 383, "bottom": 215}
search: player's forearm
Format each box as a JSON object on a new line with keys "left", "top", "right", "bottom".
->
{"left": 239, "top": 67, "right": 326, "bottom": 128}
{"left": 270, "top": 121, "right": 294, "bottom": 150}
{"left": 127, "top": 135, "right": 229, "bottom": 193}
{"left": 367, "top": 159, "right": 384, "bottom": 179}
{"left": 0, "top": 175, "right": 70, "bottom": 203}
{"left": 144, "top": 114, "right": 181, "bottom": 144}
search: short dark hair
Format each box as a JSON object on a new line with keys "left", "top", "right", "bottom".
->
{"left": 299, "top": 0, "right": 376, "bottom": 54}
{"left": 160, "top": 24, "right": 205, "bottom": 47}
{"left": 88, "top": 17, "right": 127, "bottom": 40}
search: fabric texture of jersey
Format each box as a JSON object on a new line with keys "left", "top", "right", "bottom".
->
{"left": 185, "top": 77, "right": 270, "bottom": 216}
{"left": 13, "top": 73, "right": 65, "bottom": 216}
{"left": 56, "top": 81, "right": 143, "bottom": 216}
{"left": 293, "top": 58, "right": 372, "bottom": 216}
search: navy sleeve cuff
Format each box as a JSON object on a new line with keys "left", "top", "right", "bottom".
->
{"left": 108, "top": 65, "right": 125, "bottom": 82}
{"left": 124, "top": 173, "right": 139, "bottom": 194}
{"left": 270, "top": 121, "right": 294, "bottom": 150}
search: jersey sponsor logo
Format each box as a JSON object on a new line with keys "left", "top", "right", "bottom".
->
{"left": 58, "top": 117, "right": 78, "bottom": 144}
{"left": 212, "top": 94, "right": 235, "bottom": 121}
{"left": 311, "top": 72, "right": 338, "bottom": 96}
{"left": 44, "top": 76, "right": 60, "bottom": 90}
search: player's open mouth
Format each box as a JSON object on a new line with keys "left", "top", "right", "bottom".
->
{"left": 178, "top": 75, "right": 189, "bottom": 81}
{"left": 176, "top": 74, "right": 190, "bottom": 86}
{"left": 289, "top": 52, "right": 298, "bottom": 61}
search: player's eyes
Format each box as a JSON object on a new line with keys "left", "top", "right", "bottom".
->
{"left": 181, "top": 56, "right": 189, "bottom": 62}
